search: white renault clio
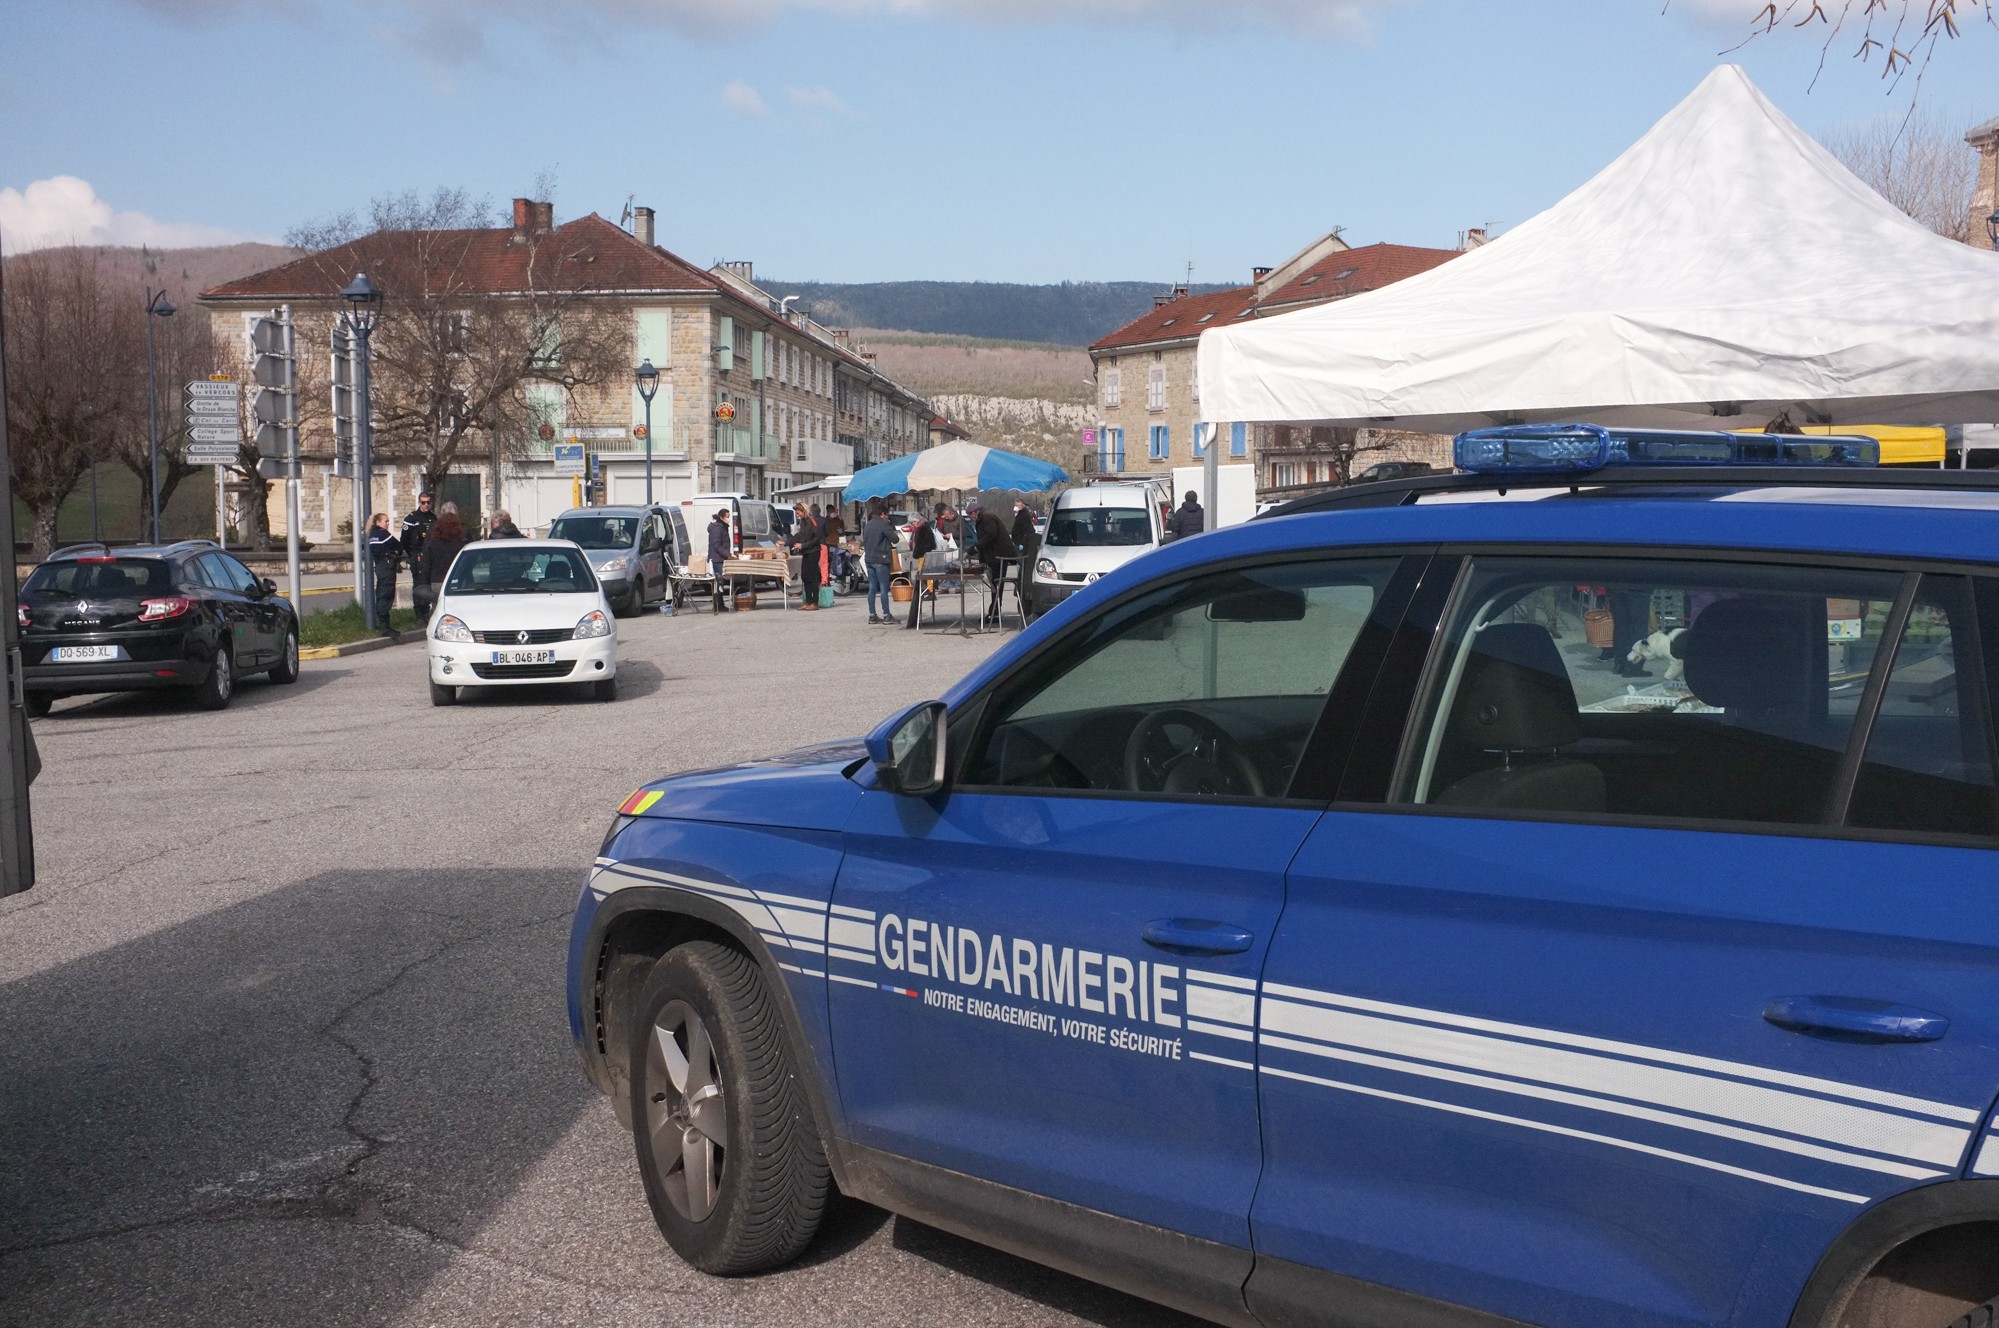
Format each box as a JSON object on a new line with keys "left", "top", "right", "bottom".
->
{"left": 426, "top": 539, "right": 618, "bottom": 706}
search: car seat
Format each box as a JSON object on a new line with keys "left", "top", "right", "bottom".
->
{"left": 1433, "top": 623, "right": 1607, "bottom": 813}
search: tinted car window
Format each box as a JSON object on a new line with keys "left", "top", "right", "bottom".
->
{"left": 23, "top": 559, "right": 172, "bottom": 598}
{"left": 1045, "top": 507, "right": 1151, "bottom": 548}
{"left": 445, "top": 547, "right": 596, "bottom": 594}
{"left": 210, "top": 554, "right": 261, "bottom": 594}
{"left": 1402, "top": 556, "right": 1905, "bottom": 828}
{"left": 1849, "top": 576, "right": 1999, "bottom": 838}
{"left": 547, "top": 516, "right": 638, "bottom": 550}
{"left": 966, "top": 559, "right": 1395, "bottom": 798}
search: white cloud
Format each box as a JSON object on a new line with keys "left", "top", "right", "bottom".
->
{"left": 787, "top": 85, "right": 853, "bottom": 115}
{"left": 0, "top": 176, "right": 257, "bottom": 253}
{"left": 721, "top": 79, "right": 769, "bottom": 116}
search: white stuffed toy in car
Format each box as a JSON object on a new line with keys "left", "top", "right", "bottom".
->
{"left": 1626, "top": 628, "right": 1687, "bottom": 681}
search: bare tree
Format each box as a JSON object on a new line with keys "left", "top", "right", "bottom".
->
{"left": 3, "top": 249, "right": 138, "bottom": 556}
{"left": 1708, "top": 2, "right": 1996, "bottom": 95}
{"left": 285, "top": 189, "right": 631, "bottom": 499}
{"left": 1821, "top": 108, "right": 1979, "bottom": 238}
{"left": 102, "top": 298, "right": 222, "bottom": 538}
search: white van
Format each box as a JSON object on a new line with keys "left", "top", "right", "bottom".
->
{"left": 1027, "top": 480, "right": 1169, "bottom": 616}
{"left": 678, "top": 493, "right": 775, "bottom": 559}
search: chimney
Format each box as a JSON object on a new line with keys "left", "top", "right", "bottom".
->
{"left": 832, "top": 329, "right": 851, "bottom": 346}
{"left": 1462, "top": 227, "right": 1489, "bottom": 249}
{"left": 718, "top": 260, "right": 754, "bottom": 283}
{"left": 1253, "top": 266, "right": 1271, "bottom": 284}
{"left": 633, "top": 206, "right": 655, "bottom": 248}
{"left": 532, "top": 200, "right": 554, "bottom": 234}
{"left": 512, "top": 198, "right": 532, "bottom": 242}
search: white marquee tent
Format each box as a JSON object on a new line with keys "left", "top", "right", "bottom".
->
{"left": 1198, "top": 65, "right": 1999, "bottom": 435}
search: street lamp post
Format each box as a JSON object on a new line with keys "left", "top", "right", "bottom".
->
{"left": 143, "top": 288, "right": 175, "bottom": 541}
{"left": 635, "top": 359, "right": 660, "bottom": 505}
{"left": 340, "top": 273, "right": 384, "bottom": 628}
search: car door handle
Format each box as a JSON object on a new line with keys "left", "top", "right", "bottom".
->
{"left": 1141, "top": 919, "right": 1254, "bottom": 956}
{"left": 1763, "top": 996, "right": 1949, "bottom": 1043}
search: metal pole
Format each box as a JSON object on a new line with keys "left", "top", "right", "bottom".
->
{"left": 282, "top": 306, "right": 301, "bottom": 612}
{"left": 0, "top": 238, "right": 36, "bottom": 897}
{"left": 216, "top": 462, "right": 227, "bottom": 544}
{"left": 644, "top": 396, "right": 654, "bottom": 505}
{"left": 355, "top": 317, "right": 375, "bottom": 631}
{"left": 89, "top": 464, "right": 100, "bottom": 544}
{"left": 145, "top": 294, "right": 161, "bottom": 542}
{"left": 1203, "top": 422, "right": 1219, "bottom": 530}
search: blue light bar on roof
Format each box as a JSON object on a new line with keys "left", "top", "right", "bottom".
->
{"left": 1453, "top": 425, "right": 1880, "bottom": 475}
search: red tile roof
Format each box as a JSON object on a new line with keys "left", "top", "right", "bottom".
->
{"left": 1256, "top": 241, "right": 1459, "bottom": 310}
{"left": 201, "top": 214, "right": 720, "bottom": 301}
{"left": 1089, "top": 285, "right": 1260, "bottom": 353}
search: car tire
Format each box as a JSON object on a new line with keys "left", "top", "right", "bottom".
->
{"left": 593, "top": 676, "right": 618, "bottom": 703}
{"left": 429, "top": 681, "right": 457, "bottom": 707}
{"left": 269, "top": 627, "right": 300, "bottom": 684}
{"left": 629, "top": 941, "right": 829, "bottom": 1275}
{"left": 23, "top": 694, "right": 51, "bottom": 719}
{"left": 1943, "top": 1299, "right": 1999, "bottom": 1328}
{"left": 192, "top": 646, "right": 234, "bottom": 711}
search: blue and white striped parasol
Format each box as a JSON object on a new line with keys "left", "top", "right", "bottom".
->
{"left": 842, "top": 440, "right": 1067, "bottom": 503}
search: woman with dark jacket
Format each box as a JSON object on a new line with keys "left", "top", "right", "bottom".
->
{"left": 706, "top": 510, "right": 732, "bottom": 612}
{"left": 365, "top": 512, "right": 403, "bottom": 637}
{"left": 414, "top": 505, "right": 468, "bottom": 622}
{"left": 791, "top": 502, "right": 824, "bottom": 610}
{"left": 862, "top": 501, "right": 897, "bottom": 624}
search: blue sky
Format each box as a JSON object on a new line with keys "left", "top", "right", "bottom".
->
{"left": 1, "top": 0, "right": 1992, "bottom": 282}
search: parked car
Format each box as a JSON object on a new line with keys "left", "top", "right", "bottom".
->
{"left": 1027, "top": 479, "right": 1169, "bottom": 616}
{"left": 545, "top": 505, "right": 676, "bottom": 617}
{"left": 426, "top": 539, "right": 617, "bottom": 706}
{"left": 571, "top": 426, "right": 1999, "bottom": 1328}
{"left": 19, "top": 540, "right": 299, "bottom": 714}
{"left": 1352, "top": 459, "right": 1439, "bottom": 483}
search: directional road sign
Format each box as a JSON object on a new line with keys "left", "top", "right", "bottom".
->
{"left": 189, "top": 426, "right": 243, "bottom": 444}
{"left": 186, "top": 381, "right": 238, "bottom": 399}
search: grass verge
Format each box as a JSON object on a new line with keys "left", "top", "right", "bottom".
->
{"left": 300, "top": 603, "right": 423, "bottom": 650}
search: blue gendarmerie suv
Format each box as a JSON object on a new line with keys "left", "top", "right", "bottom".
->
{"left": 569, "top": 427, "right": 1999, "bottom": 1328}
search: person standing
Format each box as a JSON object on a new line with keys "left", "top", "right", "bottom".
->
{"left": 791, "top": 501, "right": 824, "bottom": 611}
{"left": 401, "top": 492, "right": 436, "bottom": 567}
{"left": 1010, "top": 501, "right": 1035, "bottom": 550}
{"left": 365, "top": 512, "right": 402, "bottom": 638}
{"left": 862, "top": 501, "right": 897, "bottom": 625}
{"left": 706, "top": 509, "right": 732, "bottom": 612}
{"left": 971, "top": 502, "right": 1019, "bottom": 626}
{"left": 487, "top": 509, "right": 523, "bottom": 539}
{"left": 1169, "top": 490, "right": 1205, "bottom": 539}
{"left": 414, "top": 503, "right": 468, "bottom": 623}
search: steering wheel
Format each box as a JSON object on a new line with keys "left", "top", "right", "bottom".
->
{"left": 1121, "top": 708, "right": 1266, "bottom": 798}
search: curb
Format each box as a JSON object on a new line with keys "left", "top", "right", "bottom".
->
{"left": 300, "top": 634, "right": 416, "bottom": 662}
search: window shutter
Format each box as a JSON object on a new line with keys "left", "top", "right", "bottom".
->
{"left": 750, "top": 330, "right": 766, "bottom": 381}
{"left": 1231, "top": 422, "right": 1247, "bottom": 456}
{"left": 716, "top": 316, "right": 735, "bottom": 373}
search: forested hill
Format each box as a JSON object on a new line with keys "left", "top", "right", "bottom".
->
{"left": 767, "top": 280, "right": 1237, "bottom": 347}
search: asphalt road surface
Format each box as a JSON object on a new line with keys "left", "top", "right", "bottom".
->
{"left": 0, "top": 598, "right": 1204, "bottom": 1327}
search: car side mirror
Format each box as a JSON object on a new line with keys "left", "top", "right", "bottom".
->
{"left": 865, "top": 700, "right": 948, "bottom": 798}
{"left": 259, "top": 577, "right": 277, "bottom": 596}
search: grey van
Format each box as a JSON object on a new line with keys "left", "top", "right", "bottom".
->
{"left": 545, "top": 506, "right": 679, "bottom": 616}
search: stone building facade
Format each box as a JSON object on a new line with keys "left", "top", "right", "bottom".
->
{"left": 201, "top": 201, "right": 936, "bottom": 539}
{"left": 1970, "top": 116, "right": 1998, "bottom": 252}
{"left": 1086, "top": 233, "right": 1466, "bottom": 494}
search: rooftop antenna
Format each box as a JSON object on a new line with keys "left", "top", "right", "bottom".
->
{"left": 618, "top": 194, "right": 636, "bottom": 230}
{"left": 1185, "top": 260, "right": 1194, "bottom": 288}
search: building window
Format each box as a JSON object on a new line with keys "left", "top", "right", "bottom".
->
{"left": 1230, "top": 422, "right": 1248, "bottom": 457}
{"left": 1147, "top": 364, "right": 1166, "bottom": 412}
{"left": 1149, "top": 424, "right": 1170, "bottom": 460}
{"left": 1100, "top": 427, "right": 1126, "bottom": 472}
{"left": 1103, "top": 368, "right": 1121, "bottom": 410}
{"left": 1193, "top": 423, "right": 1207, "bottom": 458}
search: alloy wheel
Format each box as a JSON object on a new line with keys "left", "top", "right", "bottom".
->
{"left": 645, "top": 1000, "right": 728, "bottom": 1221}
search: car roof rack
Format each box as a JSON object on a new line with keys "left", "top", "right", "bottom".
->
{"left": 1261, "top": 463, "right": 1999, "bottom": 520}
{"left": 48, "top": 542, "right": 113, "bottom": 559}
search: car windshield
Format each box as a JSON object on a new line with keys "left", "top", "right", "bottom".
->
{"left": 1045, "top": 507, "right": 1151, "bottom": 547}
{"left": 23, "top": 558, "right": 172, "bottom": 598}
{"left": 445, "top": 547, "right": 597, "bottom": 595}
{"left": 546, "top": 516, "right": 637, "bottom": 550}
